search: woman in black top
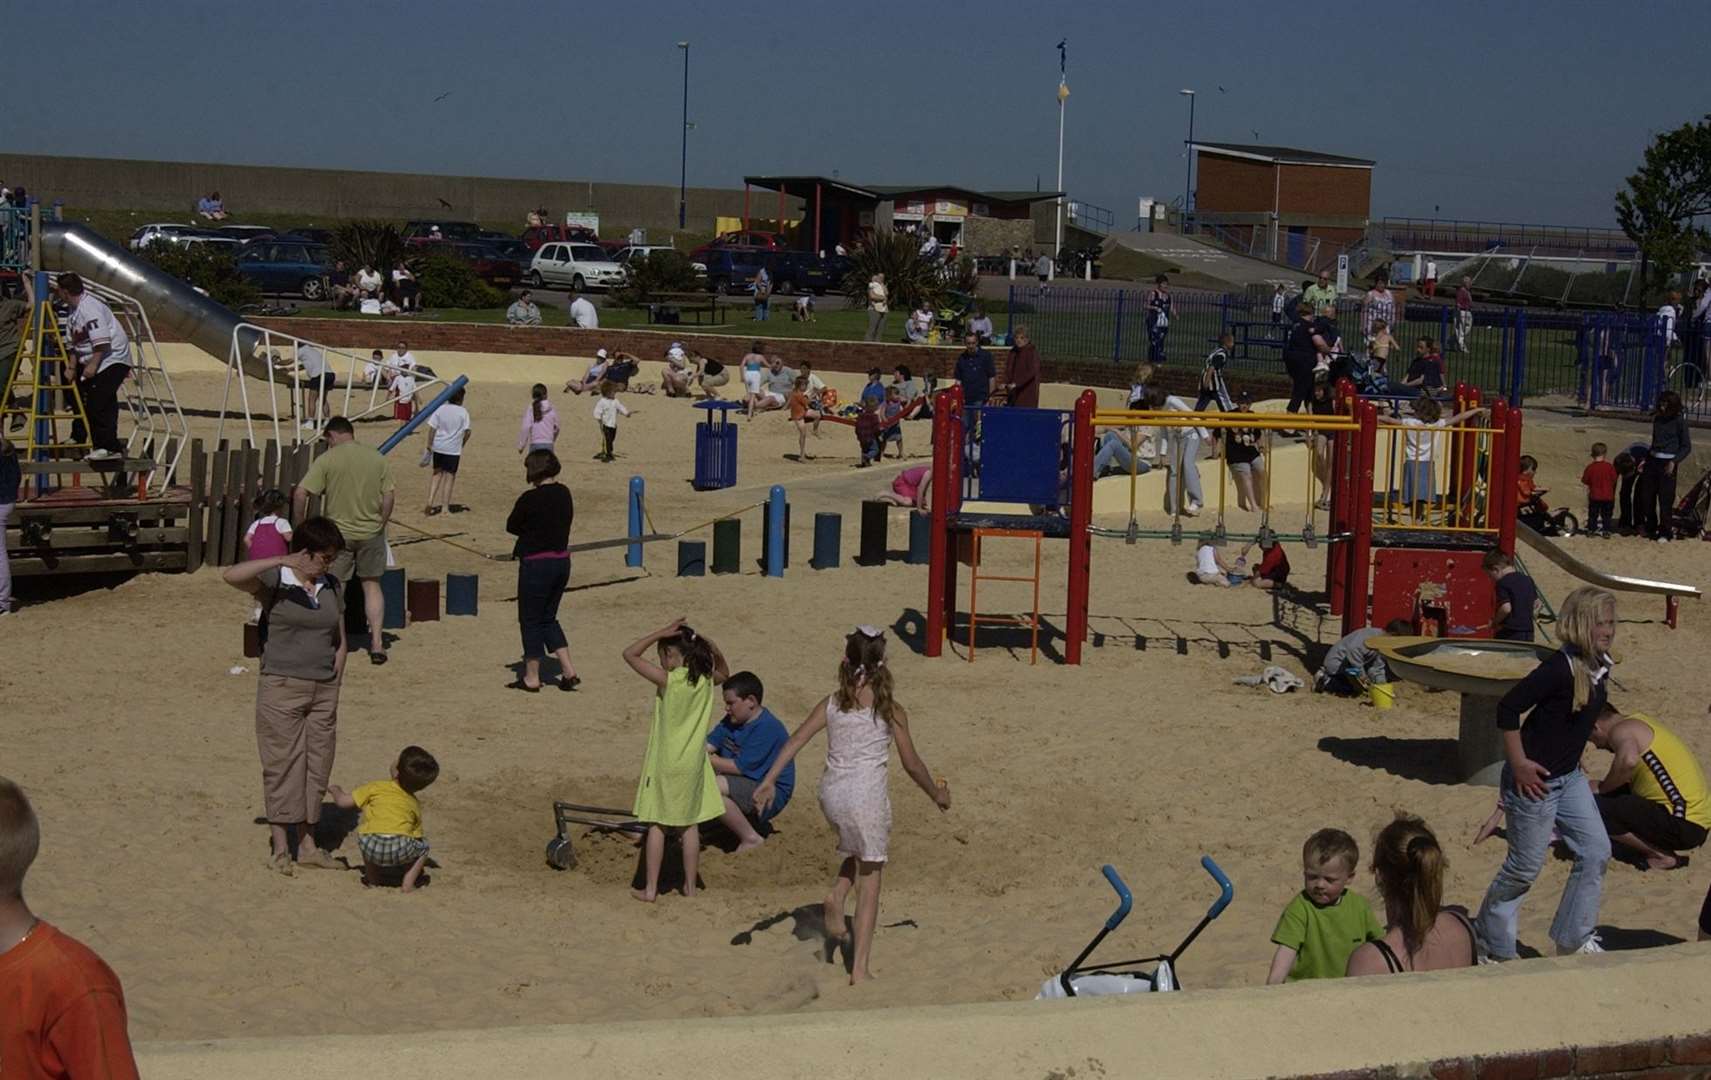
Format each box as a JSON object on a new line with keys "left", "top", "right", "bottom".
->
{"left": 506, "top": 449, "right": 578, "bottom": 691}
{"left": 1223, "top": 395, "right": 1266, "bottom": 512}
{"left": 1145, "top": 274, "right": 1172, "bottom": 364}
{"left": 1473, "top": 586, "right": 1617, "bottom": 961}
{"left": 1636, "top": 390, "right": 1690, "bottom": 541}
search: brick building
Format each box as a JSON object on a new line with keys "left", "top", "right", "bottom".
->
{"left": 1189, "top": 142, "right": 1374, "bottom": 269}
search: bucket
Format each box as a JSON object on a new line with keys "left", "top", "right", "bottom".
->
{"left": 1369, "top": 682, "right": 1397, "bottom": 710}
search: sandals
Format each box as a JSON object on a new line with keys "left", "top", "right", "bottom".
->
{"left": 508, "top": 680, "right": 541, "bottom": 693}
{"left": 266, "top": 851, "right": 295, "bottom": 877}
{"left": 559, "top": 675, "right": 581, "bottom": 692}
{"left": 370, "top": 651, "right": 388, "bottom": 666}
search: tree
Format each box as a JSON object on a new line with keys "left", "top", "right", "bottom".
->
{"left": 840, "top": 229, "right": 973, "bottom": 315}
{"left": 1615, "top": 115, "right": 1711, "bottom": 297}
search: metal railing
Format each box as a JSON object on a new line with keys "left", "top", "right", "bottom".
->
{"left": 1380, "top": 216, "right": 1639, "bottom": 259}
{"left": 0, "top": 206, "right": 27, "bottom": 273}
{"left": 1067, "top": 200, "right": 1115, "bottom": 235}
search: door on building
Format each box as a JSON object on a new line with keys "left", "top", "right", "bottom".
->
{"left": 1286, "top": 227, "right": 1308, "bottom": 267}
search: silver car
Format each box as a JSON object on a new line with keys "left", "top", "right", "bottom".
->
{"left": 527, "top": 242, "right": 627, "bottom": 291}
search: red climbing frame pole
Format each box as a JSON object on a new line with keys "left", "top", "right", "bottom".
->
{"left": 1064, "top": 390, "right": 1096, "bottom": 665}
{"left": 1327, "top": 377, "right": 1358, "bottom": 616}
{"left": 925, "top": 385, "right": 963, "bottom": 657}
{"left": 1500, "top": 406, "right": 1523, "bottom": 558}
{"left": 1343, "top": 398, "right": 1379, "bottom": 637}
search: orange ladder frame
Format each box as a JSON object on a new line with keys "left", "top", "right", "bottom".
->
{"left": 967, "top": 527, "right": 1043, "bottom": 664}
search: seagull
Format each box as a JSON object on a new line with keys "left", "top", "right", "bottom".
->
{"left": 436, "top": 197, "right": 453, "bottom": 209}
{"left": 1251, "top": 129, "right": 1261, "bottom": 141}
{"left": 1218, "top": 85, "right": 1228, "bottom": 93}
{"left": 432, "top": 90, "right": 452, "bottom": 103}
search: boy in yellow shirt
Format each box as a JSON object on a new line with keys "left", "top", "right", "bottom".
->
{"left": 330, "top": 746, "right": 439, "bottom": 892}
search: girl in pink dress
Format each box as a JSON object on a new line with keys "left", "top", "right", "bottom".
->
{"left": 754, "top": 627, "right": 951, "bottom": 984}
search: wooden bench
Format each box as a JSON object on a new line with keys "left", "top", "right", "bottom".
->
{"left": 640, "top": 292, "right": 727, "bottom": 326}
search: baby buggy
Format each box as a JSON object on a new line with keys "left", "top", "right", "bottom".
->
{"left": 1037, "top": 856, "right": 1233, "bottom": 998}
{"left": 1673, "top": 465, "right": 1711, "bottom": 539}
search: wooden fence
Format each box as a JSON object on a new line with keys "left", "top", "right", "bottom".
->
{"left": 185, "top": 438, "right": 323, "bottom": 572}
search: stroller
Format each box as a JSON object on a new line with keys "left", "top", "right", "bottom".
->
{"left": 1673, "top": 465, "right": 1711, "bottom": 539}
{"left": 1037, "top": 856, "right": 1233, "bottom": 998}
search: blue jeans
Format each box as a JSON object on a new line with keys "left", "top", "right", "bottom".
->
{"left": 1094, "top": 432, "right": 1150, "bottom": 478}
{"left": 754, "top": 298, "right": 770, "bottom": 320}
{"left": 1475, "top": 767, "right": 1610, "bottom": 958}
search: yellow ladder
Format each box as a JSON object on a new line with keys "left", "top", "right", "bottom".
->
{"left": 0, "top": 299, "right": 92, "bottom": 459}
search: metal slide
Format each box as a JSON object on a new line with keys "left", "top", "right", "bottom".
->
{"left": 1516, "top": 522, "right": 1701, "bottom": 600}
{"left": 39, "top": 222, "right": 273, "bottom": 381}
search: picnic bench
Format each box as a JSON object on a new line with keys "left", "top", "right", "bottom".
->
{"left": 641, "top": 292, "right": 727, "bottom": 326}
{"left": 1222, "top": 319, "right": 1288, "bottom": 362}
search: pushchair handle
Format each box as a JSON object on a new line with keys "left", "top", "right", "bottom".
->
{"left": 1200, "top": 856, "right": 1234, "bottom": 919}
{"left": 1100, "top": 864, "right": 1133, "bottom": 931}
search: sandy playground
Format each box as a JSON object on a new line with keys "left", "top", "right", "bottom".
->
{"left": 6, "top": 342, "right": 1711, "bottom": 1047}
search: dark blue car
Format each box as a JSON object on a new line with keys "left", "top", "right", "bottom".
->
{"left": 236, "top": 241, "right": 332, "bottom": 299}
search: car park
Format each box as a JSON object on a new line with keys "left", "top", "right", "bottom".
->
{"left": 403, "top": 220, "right": 482, "bottom": 244}
{"left": 235, "top": 240, "right": 332, "bottom": 299}
{"left": 613, "top": 245, "right": 707, "bottom": 279}
{"left": 450, "top": 241, "right": 522, "bottom": 288}
{"left": 522, "top": 223, "right": 600, "bottom": 251}
{"left": 214, "top": 225, "right": 278, "bottom": 244}
{"left": 526, "top": 242, "right": 627, "bottom": 291}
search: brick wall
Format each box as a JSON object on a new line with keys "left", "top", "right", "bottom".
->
{"left": 245, "top": 316, "right": 1294, "bottom": 400}
{"left": 1287, "top": 1031, "right": 1711, "bottom": 1080}
{"left": 1197, "top": 154, "right": 1278, "bottom": 214}
{"left": 1278, "top": 162, "right": 1372, "bottom": 218}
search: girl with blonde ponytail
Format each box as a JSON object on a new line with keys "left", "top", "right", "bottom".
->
{"left": 1473, "top": 586, "right": 1617, "bottom": 962}
{"left": 1347, "top": 815, "right": 1476, "bottom": 975}
{"left": 753, "top": 627, "right": 950, "bottom": 984}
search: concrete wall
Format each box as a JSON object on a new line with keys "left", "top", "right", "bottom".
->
{"left": 0, "top": 153, "right": 800, "bottom": 235}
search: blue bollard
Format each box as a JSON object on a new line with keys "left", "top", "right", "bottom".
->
{"left": 381, "top": 567, "right": 407, "bottom": 628}
{"left": 811, "top": 512, "right": 842, "bottom": 570}
{"left": 906, "top": 510, "right": 932, "bottom": 565}
{"left": 626, "top": 475, "right": 645, "bottom": 568}
{"left": 678, "top": 540, "right": 707, "bottom": 577}
{"left": 764, "top": 486, "right": 786, "bottom": 577}
{"left": 446, "top": 573, "right": 479, "bottom": 616}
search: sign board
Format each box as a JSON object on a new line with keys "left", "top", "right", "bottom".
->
{"left": 1336, "top": 253, "right": 1349, "bottom": 295}
{"left": 565, "top": 211, "right": 600, "bottom": 233}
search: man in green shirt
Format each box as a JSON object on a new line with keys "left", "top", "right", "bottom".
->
{"left": 1302, "top": 269, "right": 1338, "bottom": 317}
{"left": 293, "top": 417, "right": 396, "bottom": 663}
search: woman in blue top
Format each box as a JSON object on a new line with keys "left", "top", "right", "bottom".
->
{"left": 0, "top": 435, "right": 18, "bottom": 615}
{"left": 1146, "top": 274, "right": 1172, "bottom": 364}
{"left": 1473, "top": 586, "right": 1617, "bottom": 961}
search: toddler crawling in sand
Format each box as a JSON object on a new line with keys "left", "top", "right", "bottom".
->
{"left": 329, "top": 745, "right": 440, "bottom": 892}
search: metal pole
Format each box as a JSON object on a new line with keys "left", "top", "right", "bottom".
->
{"left": 678, "top": 42, "right": 690, "bottom": 231}
{"left": 1181, "top": 90, "right": 1196, "bottom": 229}
{"left": 1055, "top": 85, "right": 1066, "bottom": 260}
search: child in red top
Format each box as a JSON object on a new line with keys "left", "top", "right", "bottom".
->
{"left": 0, "top": 778, "right": 140, "bottom": 1080}
{"left": 1247, "top": 537, "right": 1291, "bottom": 591}
{"left": 1515, "top": 455, "right": 1547, "bottom": 513}
{"left": 853, "top": 398, "right": 883, "bottom": 467}
{"left": 1581, "top": 442, "right": 1618, "bottom": 538}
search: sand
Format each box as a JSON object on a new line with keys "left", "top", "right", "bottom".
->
{"left": 7, "top": 345, "right": 1711, "bottom": 1045}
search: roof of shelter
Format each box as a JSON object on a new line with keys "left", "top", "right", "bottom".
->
{"left": 743, "top": 176, "right": 1062, "bottom": 204}
{"left": 1190, "top": 142, "right": 1376, "bottom": 168}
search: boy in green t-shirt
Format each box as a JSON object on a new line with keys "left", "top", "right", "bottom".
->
{"left": 1266, "top": 828, "right": 1384, "bottom": 982}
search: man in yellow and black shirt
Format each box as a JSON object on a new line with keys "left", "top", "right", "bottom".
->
{"left": 1590, "top": 705, "right": 1708, "bottom": 871}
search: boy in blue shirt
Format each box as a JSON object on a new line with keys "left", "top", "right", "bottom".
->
{"left": 859, "top": 368, "right": 888, "bottom": 411}
{"left": 706, "top": 670, "right": 794, "bottom": 852}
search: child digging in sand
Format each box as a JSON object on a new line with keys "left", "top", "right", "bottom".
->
{"left": 329, "top": 745, "right": 440, "bottom": 892}
{"left": 623, "top": 619, "right": 731, "bottom": 902}
{"left": 1266, "top": 828, "right": 1385, "bottom": 983}
{"left": 753, "top": 627, "right": 951, "bottom": 984}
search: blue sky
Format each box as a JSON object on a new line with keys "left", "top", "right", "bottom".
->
{"left": 4, "top": 0, "right": 1703, "bottom": 229}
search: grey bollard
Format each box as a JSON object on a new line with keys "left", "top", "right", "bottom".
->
{"left": 812, "top": 512, "right": 842, "bottom": 570}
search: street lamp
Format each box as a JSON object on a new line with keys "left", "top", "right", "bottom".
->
{"left": 677, "top": 41, "right": 690, "bottom": 230}
{"left": 1180, "top": 88, "right": 1195, "bottom": 232}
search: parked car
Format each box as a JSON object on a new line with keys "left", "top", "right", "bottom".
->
{"left": 128, "top": 223, "right": 214, "bottom": 251}
{"left": 449, "top": 241, "right": 522, "bottom": 288}
{"left": 484, "top": 237, "right": 534, "bottom": 267}
{"left": 215, "top": 225, "right": 278, "bottom": 244}
{"left": 235, "top": 240, "right": 332, "bottom": 299}
{"left": 184, "top": 235, "right": 245, "bottom": 258}
{"left": 282, "top": 227, "right": 334, "bottom": 245}
{"left": 403, "top": 220, "right": 482, "bottom": 244}
{"left": 690, "top": 230, "right": 787, "bottom": 260}
{"left": 522, "top": 223, "right": 599, "bottom": 251}
{"left": 526, "top": 242, "right": 626, "bottom": 291}
{"left": 697, "top": 247, "right": 769, "bottom": 295}
{"left": 613, "top": 245, "right": 707, "bottom": 279}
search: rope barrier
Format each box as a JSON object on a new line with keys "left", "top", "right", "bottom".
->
{"left": 391, "top": 496, "right": 768, "bottom": 563}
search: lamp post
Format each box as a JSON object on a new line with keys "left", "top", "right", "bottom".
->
{"left": 1180, "top": 89, "right": 1195, "bottom": 233}
{"left": 1053, "top": 39, "right": 1069, "bottom": 264}
{"left": 677, "top": 41, "right": 690, "bottom": 230}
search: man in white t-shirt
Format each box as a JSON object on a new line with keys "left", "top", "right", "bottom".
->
{"left": 57, "top": 273, "right": 133, "bottom": 461}
{"left": 424, "top": 385, "right": 471, "bottom": 516}
{"left": 568, "top": 290, "right": 598, "bottom": 329}
{"left": 293, "top": 343, "right": 336, "bottom": 430}
{"left": 354, "top": 264, "right": 384, "bottom": 299}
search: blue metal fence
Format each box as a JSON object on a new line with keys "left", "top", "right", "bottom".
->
{"left": 1004, "top": 284, "right": 1695, "bottom": 416}
{"left": 1, "top": 206, "right": 29, "bottom": 272}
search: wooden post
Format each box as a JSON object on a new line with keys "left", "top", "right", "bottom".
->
{"left": 262, "top": 439, "right": 280, "bottom": 494}
{"left": 236, "top": 444, "right": 261, "bottom": 554}
{"left": 206, "top": 444, "right": 229, "bottom": 567}
{"left": 219, "top": 446, "right": 243, "bottom": 567}
{"left": 186, "top": 439, "right": 205, "bottom": 572}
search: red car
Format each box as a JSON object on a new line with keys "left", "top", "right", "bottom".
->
{"left": 449, "top": 241, "right": 521, "bottom": 288}
{"left": 522, "top": 224, "right": 600, "bottom": 251}
{"left": 690, "top": 230, "right": 787, "bottom": 260}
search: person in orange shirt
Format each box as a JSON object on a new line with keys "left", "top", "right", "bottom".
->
{"left": 1515, "top": 454, "right": 1547, "bottom": 514}
{"left": 787, "top": 375, "right": 822, "bottom": 462}
{"left": 0, "top": 777, "right": 139, "bottom": 1079}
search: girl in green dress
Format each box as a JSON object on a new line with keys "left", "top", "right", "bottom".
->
{"left": 623, "top": 618, "right": 731, "bottom": 902}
